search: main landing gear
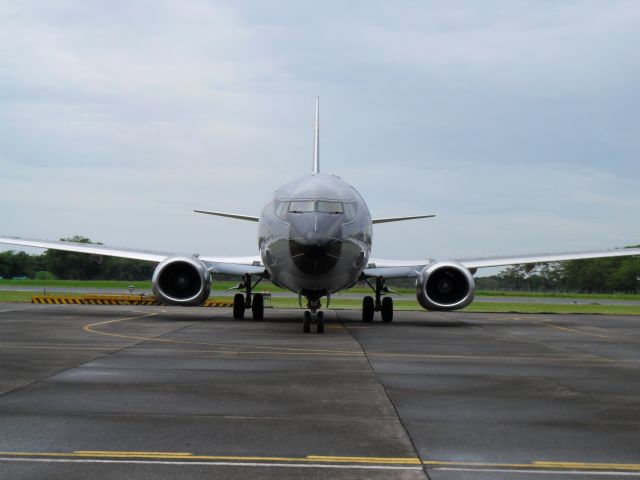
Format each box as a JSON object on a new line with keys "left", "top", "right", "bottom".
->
{"left": 302, "top": 298, "right": 324, "bottom": 334}
{"left": 362, "top": 277, "right": 394, "bottom": 323}
{"left": 232, "top": 273, "right": 264, "bottom": 320}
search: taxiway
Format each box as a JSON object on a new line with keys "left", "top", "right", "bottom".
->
{"left": 0, "top": 305, "right": 639, "bottom": 479}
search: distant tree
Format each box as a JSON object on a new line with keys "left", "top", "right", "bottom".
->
{"left": 100, "top": 257, "right": 154, "bottom": 281}
{"left": 0, "top": 250, "right": 42, "bottom": 278}
{"left": 43, "top": 236, "right": 103, "bottom": 280}
{"left": 34, "top": 271, "right": 56, "bottom": 280}
{"left": 477, "top": 247, "right": 640, "bottom": 294}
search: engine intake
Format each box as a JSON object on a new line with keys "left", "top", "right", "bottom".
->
{"left": 152, "top": 256, "right": 211, "bottom": 306}
{"left": 417, "top": 261, "right": 475, "bottom": 311}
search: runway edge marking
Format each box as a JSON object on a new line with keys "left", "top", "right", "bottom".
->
{"left": 0, "top": 451, "right": 421, "bottom": 467}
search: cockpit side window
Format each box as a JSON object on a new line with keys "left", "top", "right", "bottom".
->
{"left": 343, "top": 202, "right": 357, "bottom": 221}
{"left": 275, "top": 201, "right": 289, "bottom": 219}
{"left": 289, "top": 200, "right": 315, "bottom": 213}
{"left": 316, "top": 201, "right": 343, "bottom": 214}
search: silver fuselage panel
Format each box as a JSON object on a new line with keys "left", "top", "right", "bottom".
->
{"left": 259, "top": 174, "right": 372, "bottom": 299}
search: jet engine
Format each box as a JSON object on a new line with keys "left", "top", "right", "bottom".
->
{"left": 416, "top": 261, "right": 475, "bottom": 311}
{"left": 152, "top": 256, "right": 211, "bottom": 306}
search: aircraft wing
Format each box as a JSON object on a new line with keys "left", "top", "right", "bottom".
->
{"left": 0, "top": 235, "right": 265, "bottom": 276}
{"left": 364, "top": 247, "right": 640, "bottom": 279}
{"left": 455, "top": 247, "right": 640, "bottom": 270}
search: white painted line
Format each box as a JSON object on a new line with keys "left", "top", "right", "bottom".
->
{"left": 0, "top": 457, "right": 423, "bottom": 470}
{"left": 436, "top": 467, "right": 640, "bottom": 476}
{"left": 0, "top": 307, "right": 30, "bottom": 314}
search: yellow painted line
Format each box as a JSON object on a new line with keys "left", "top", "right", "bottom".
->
{"left": 83, "top": 313, "right": 159, "bottom": 340}
{"left": 367, "top": 351, "right": 609, "bottom": 363}
{"left": 83, "top": 314, "right": 365, "bottom": 356}
{"left": 534, "top": 461, "right": 640, "bottom": 471}
{"left": 0, "top": 451, "right": 420, "bottom": 465}
{"left": 540, "top": 321, "right": 609, "bottom": 339}
{"left": 307, "top": 455, "right": 421, "bottom": 465}
{"left": 423, "top": 460, "right": 640, "bottom": 471}
{"left": 76, "top": 312, "right": 615, "bottom": 362}
{"left": 2, "top": 451, "right": 639, "bottom": 470}
{"left": 75, "top": 451, "right": 193, "bottom": 456}
{"left": 0, "top": 344, "right": 119, "bottom": 352}
{"left": 81, "top": 314, "right": 610, "bottom": 360}
{"left": 0, "top": 341, "right": 613, "bottom": 363}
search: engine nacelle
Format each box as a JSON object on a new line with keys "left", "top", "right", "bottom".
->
{"left": 416, "top": 261, "right": 475, "bottom": 311}
{"left": 152, "top": 256, "right": 211, "bottom": 306}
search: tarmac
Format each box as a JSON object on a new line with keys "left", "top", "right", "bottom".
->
{"left": 0, "top": 304, "right": 639, "bottom": 479}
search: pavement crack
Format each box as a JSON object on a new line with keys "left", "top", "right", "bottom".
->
{"left": 339, "top": 312, "right": 431, "bottom": 480}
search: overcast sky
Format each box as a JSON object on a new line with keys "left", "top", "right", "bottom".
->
{"left": 1, "top": 1, "right": 639, "bottom": 269}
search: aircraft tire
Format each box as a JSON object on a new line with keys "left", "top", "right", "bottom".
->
{"left": 381, "top": 296, "right": 393, "bottom": 323}
{"left": 362, "top": 296, "right": 374, "bottom": 322}
{"left": 233, "top": 293, "right": 245, "bottom": 319}
{"left": 252, "top": 294, "right": 264, "bottom": 320}
{"left": 316, "top": 311, "right": 324, "bottom": 333}
{"left": 303, "top": 311, "right": 311, "bottom": 333}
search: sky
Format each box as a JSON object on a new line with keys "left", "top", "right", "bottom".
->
{"left": 1, "top": 0, "right": 639, "bottom": 271}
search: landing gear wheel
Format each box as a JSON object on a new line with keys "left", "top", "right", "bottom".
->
{"left": 303, "top": 311, "right": 311, "bottom": 333}
{"left": 362, "top": 296, "right": 374, "bottom": 322}
{"left": 381, "top": 296, "right": 393, "bottom": 323}
{"left": 233, "top": 293, "right": 245, "bottom": 319}
{"left": 252, "top": 293, "right": 264, "bottom": 320}
{"left": 316, "top": 311, "right": 324, "bottom": 334}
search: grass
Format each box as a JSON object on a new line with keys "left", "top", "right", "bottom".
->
{"left": 475, "top": 290, "right": 640, "bottom": 301}
{"left": 2, "top": 279, "right": 638, "bottom": 300}
{"left": 2, "top": 280, "right": 640, "bottom": 315}
{"left": 0, "top": 291, "right": 59, "bottom": 302}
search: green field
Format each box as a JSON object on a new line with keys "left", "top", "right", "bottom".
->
{"left": 2, "top": 279, "right": 640, "bottom": 315}
{"left": 2, "top": 279, "right": 639, "bottom": 300}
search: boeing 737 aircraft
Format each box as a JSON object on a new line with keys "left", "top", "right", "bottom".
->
{"left": 2, "top": 98, "right": 639, "bottom": 333}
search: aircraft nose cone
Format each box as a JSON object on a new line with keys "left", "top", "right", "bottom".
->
{"left": 288, "top": 213, "right": 343, "bottom": 275}
{"left": 303, "top": 230, "right": 329, "bottom": 246}
{"left": 288, "top": 213, "right": 343, "bottom": 247}
{"left": 289, "top": 239, "right": 342, "bottom": 275}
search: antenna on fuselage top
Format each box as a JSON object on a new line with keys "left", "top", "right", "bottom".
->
{"left": 312, "top": 96, "right": 320, "bottom": 174}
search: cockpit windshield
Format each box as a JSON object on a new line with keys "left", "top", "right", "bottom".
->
{"left": 289, "top": 200, "right": 343, "bottom": 214}
{"left": 316, "top": 201, "right": 343, "bottom": 214}
{"left": 279, "top": 200, "right": 357, "bottom": 220}
{"left": 288, "top": 201, "right": 316, "bottom": 213}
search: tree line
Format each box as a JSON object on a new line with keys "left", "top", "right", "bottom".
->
{"left": 0, "top": 236, "right": 154, "bottom": 281}
{"left": 475, "top": 247, "right": 640, "bottom": 293}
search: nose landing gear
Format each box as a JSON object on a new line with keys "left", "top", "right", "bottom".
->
{"left": 302, "top": 298, "right": 325, "bottom": 333}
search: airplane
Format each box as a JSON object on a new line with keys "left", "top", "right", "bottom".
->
{"left": 1, "top": 97, "right": 639, "bottom": 333}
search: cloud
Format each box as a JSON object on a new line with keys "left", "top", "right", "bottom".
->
{"left": 1, "top": 0, "right": 638, "bottom": 265}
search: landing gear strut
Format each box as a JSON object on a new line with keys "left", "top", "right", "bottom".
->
{"left": 302, "top": 298, "right": 325, "bottom": 334}
{"left": 232, "top": 273, "right": 264, "bottom": 320}
{"left": 362, "top": 277, "right": 394, "bottom": 323}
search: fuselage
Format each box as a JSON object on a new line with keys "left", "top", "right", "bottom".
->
{"left": 259, "top": 173, "right": 372, "bottom": 300}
